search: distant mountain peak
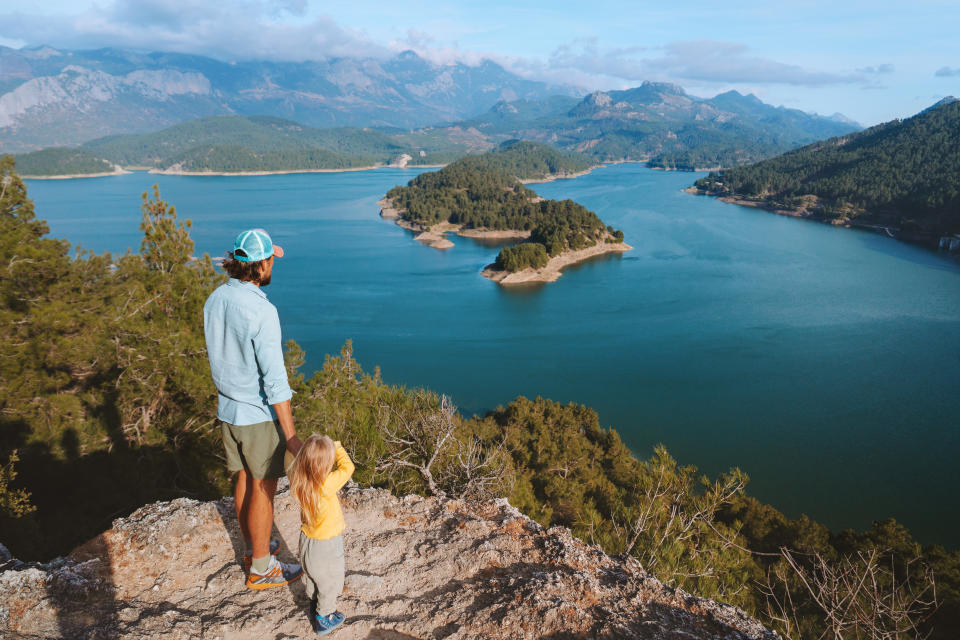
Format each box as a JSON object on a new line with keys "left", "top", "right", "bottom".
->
{"left": 584, "top": 91, "right": 613, "bottom": 107}
{"left": 923, "top": 96, "right": 959, "bottom": 113}
{"left": 639, "top": 80, "right": 686, "bottom": 95}
{"left": 714, "top": 90, "right": 763, "bottom": 104}
{"left": 827, "top": 112, "right": 861, "bottom": 127}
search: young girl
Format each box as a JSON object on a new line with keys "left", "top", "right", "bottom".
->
{"left": 289, "top": 434, "right": 355, "bottom": 635}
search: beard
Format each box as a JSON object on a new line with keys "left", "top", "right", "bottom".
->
{"left": 259, "top": 272, "right": 272, "bottom": 287}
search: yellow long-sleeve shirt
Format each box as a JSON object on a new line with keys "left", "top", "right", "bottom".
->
{"left": 301, "top": 442, "right": 355, "bottom": 541}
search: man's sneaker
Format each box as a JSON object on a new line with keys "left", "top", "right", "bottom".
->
{"left": 242, "top": 538, "right": 281, "bottom": 572}
{"left": 245, "top": 556, "right": 302, "bottom": 590}
{"left": 314, "top": 611, "right": 345, "bottom": 636}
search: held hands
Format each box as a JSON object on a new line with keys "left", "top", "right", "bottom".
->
{"left": 286, "top": 434, "right": 303, "bottom": 456}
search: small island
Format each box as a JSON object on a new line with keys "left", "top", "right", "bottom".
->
{"left": 381, "top": 141, "right": 630, "bottom": 284}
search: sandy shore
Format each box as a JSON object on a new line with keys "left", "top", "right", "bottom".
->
{"left": 717, "top": 195, "right": 811, "bottom": 219}
{"left": 602, "top": 159, "right": 650, "bottom": 166}
{"left": 22, "top": 167, "right": 130, "bottom": 180}
{"left": 150, "top": 165, "right": 383, "bottom": 176}
{"left": 456, "top": 228, "right": 530, "bottom": 240}
{"left": 26, "top": 163, "right": 447, "bottom": 180}
{"left": 519, "top": 167, "right": 599, "bottom": 184}
{"left": 150, "top": 163, "right": 452, "bottom": 177}
{"left": 379, "top": 197, "right": 531, "bottom": 250}
{"left": 651, "top": 165, "right": 722, "bottom": 172}
{"left": 482, "top": 239, "right": 632, "bottom": 285}
{"left": 686, "top": 188, "right": 819, "bottom": 220}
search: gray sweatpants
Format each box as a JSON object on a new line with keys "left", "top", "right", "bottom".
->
{"left": 298, "top": 532, "right": 345, "bottom": 615}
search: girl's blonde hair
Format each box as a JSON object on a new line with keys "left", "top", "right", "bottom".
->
{"left": 288, "top": 434, "right": 336, "bottom": 528}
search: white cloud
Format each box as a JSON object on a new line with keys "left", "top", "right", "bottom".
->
{"left": 540, "top": 39, "right": 866, "bottom": 88}
{"left": 0, "top": 1, "right": 891, "bottom": 97}
{"left": 934, "top": 66, "right": 960, "bottom": 77}
{"left": 857, "top": 64, "right": 894, "bottom": 74}
{"left": 0, "top": 0, "right": 389, "bottom": 61}
{"left": 0, "top": 35, "right": 27, "bottom": 49}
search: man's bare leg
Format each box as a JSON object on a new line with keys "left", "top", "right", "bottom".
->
{"left": 235, "top": 470, "right": 278, "bottom": 568}
{"left": 234, "top": 469, "right": 252, "bottom": 545}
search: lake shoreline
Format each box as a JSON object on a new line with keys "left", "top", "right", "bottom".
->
{"left": 149, "top": 163, "right": 448, "bottom": 177}
{"left": 683, "top": 187, "right": 947, "bottom": 251}
{"left": 23, "top": 164, "right": 448, "bottom": 180}
{"left": 22, "top": 156, "right": 706, "bottom": 181}
{"left": 481, "top": 238, "right": 633, "bottom": 285}
{"left": 519, "top": 167, "right": 599, "bottom": 184}
{"left": 378, "top": 197, "right": 530, "bottom": 250}
{"left": 21, "top": 167, "right": 130, "bottom": 180}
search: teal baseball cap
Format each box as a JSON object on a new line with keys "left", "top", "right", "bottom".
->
{"left": 232, "top": 228, "right": 284, "bottom": 262}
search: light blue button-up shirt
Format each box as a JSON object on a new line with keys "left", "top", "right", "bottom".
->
{"left": 203, "top": 278, "right": 293, "bottom": 426}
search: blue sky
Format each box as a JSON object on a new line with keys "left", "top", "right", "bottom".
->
{"left": 1, "top": 0, "right": 958, "bottom": 125}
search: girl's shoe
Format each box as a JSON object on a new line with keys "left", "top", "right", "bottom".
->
{"left": 242, "top": 538, "right": 281, "bottom": 571}
{"left": 314, "top": 611, "right": 345, "bottom": 636}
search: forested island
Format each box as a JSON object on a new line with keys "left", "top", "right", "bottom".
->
{"left": 0, "top": 154, "right": 956, "bottom": 639}
{"left": 382, "top": 141, "right": 629, "bottom": 283}
{"left": 690, "top": 99, "right": 960, "bottom": 247}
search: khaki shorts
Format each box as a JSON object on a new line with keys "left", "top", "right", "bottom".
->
{"left": 221, "top": 420, "right": 286, "bottom": 479}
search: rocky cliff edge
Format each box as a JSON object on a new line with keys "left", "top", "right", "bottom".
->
{"left": 0, "top": 483, "right": 778, "bottom": 639}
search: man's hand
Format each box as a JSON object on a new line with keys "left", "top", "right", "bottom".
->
{"left": 285, "top": 434, "right": 303, "bottom": 456}
{"left": 272, "top": 399, "right": 301, "bottom": 456}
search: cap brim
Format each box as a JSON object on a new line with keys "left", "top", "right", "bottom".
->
{"left": 273, "top": 244, "right": 285, "bottom": 258}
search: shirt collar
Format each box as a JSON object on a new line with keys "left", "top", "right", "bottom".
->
{"left": 227, "top": 277, "right": 268, "bottom": 300}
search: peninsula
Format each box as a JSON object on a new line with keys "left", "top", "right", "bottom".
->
{"left": 688, "top": 99, "right": 960, "bottom": 250}
{"left": 12, "top": 147, "right": 127, "bottom": 179}
{"left": 381, "top": 141, "right": 628, "bottom": 283}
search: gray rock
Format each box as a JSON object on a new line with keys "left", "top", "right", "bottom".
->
{"left": 0, "top": 487, "right": 779, "bottom": 639}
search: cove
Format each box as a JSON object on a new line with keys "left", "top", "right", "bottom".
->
{"left": 24, "top": 163, "right": 960, "bottom": 547}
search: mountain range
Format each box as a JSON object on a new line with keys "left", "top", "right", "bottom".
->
{"left": 447, "top": 82, "right": 861, "bottom": 168}
{"left": 0, "top": 45, "right": 573, "bottom": 152}
{"left": 2, "top": 46, "right": 862, "bottom": 171}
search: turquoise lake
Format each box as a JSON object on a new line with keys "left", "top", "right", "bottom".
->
{"left": 24, "top": 163, "right": 960, "bottom": 547}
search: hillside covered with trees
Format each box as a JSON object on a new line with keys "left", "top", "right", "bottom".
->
{"left": 15, "top": 115, "right": 473, "bottom": 175}
{"left": 13, "top": 148, "right": 116, "bottom": 176}
{"left": 386, "top": 142, "right": 621, "bottom": 272}
{"left": 0, "top": 155, "right": 957, "bottom": 638}
{"left": 694, "top": 100, "right": 960, "bottom": 238}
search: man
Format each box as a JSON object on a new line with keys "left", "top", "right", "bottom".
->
{"left": 203, "top": 228, "right": 304, "bottom": 589}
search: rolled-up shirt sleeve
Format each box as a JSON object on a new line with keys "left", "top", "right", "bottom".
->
{"left": 252, "top": 305, "right": 293, "bottom": 405}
